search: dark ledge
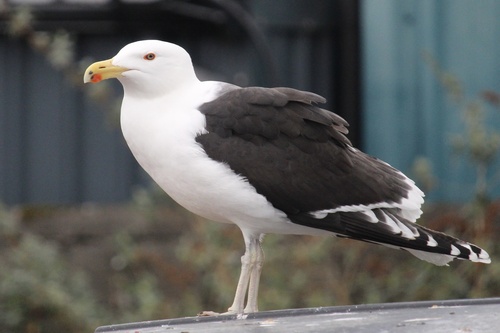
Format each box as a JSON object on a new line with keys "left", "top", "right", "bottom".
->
{"left": 95, "top": 298, "right": 500, "bottom": 333}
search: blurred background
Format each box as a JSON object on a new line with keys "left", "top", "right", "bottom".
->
{"left": 0, "top": 0, "right": 499, "bottom": 332}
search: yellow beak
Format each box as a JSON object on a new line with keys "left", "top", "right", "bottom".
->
{"left": 83, "top": 58, "right": 128, "bottom": 83}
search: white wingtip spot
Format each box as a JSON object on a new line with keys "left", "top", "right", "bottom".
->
{"left": 450, "top": 244, "right": 460, "bottom": 255}
{"left": 395, "top": 220, "right": 417, "bottom": 240}
{"left": 426, "top": 234, "right": 438, "bottom": 247}
{"left": 478, "top": 251, "right": 492, "bottom": 264}
{"left": 311, "top": 211, "right": 328, "bottom": 219}
{"left": 379, "top": 211, "right": 400, "bottom": 234}
{"left": 362, "top": 209, "right": 378, "bottom": 223}
{"left": 383, "top": 212, "right": 417, "bottom": 239}
{"left": 469, "top": 248, "right": 491, "bottom": 264}
{"left": 450, "top": 243, "right": 490, "bottom": 264}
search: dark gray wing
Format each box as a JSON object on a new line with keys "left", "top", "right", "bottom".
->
{"left": 196, "top": 86, "right": 412, "bottom": 215}
{"left": 196, "top": 86, "right": 491, "bottom": 264}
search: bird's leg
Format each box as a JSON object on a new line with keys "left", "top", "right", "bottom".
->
{"left": 227, "top": 254, "right": 251, "bottom": 313}
{"left": 244, "top": 235, "right": 264, "bottom": 313}
{"left": 227, "top": 233, "right": 264, "bottom": 314}
{"left": 227, "top": 242, "right": 253, "bottom": 314}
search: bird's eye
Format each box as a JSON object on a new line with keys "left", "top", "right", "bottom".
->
{"left": 143, "top": 53, "right": 156, "bottom": 61}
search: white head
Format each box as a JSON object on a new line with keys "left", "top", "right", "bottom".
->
{"left": 84, "top": 40, "right": 199, "bottom": 98}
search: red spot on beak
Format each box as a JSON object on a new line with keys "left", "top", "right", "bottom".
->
{"left": 91, "top": 73, "right": 102, "bottom": 83}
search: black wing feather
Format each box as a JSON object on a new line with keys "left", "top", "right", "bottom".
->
{"left": 291, "top": 209, "right": 484, "bottom": 261}
{"left": 196, "top": 86, "right": 412, "bottom": 215}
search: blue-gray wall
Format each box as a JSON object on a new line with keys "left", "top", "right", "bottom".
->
{"left": 1, "top": 1, "right": 352, "bottom": 205}
{"left": 362, "top": 0, "right": 500, "bottom": 202}
{"left": 4, "top": 0, "right": 498, "bottom": 205}
{"left": 0, "top": 39, "right": 137, "bottom": 204}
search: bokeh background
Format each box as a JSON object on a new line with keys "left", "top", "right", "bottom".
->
{"left": 0, "top": 1, "right": 499, "bottom": 332}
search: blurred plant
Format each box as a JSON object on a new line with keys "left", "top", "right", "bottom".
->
{"left": 0, "top": 204, "right": 102, "bottom": 333}
{"left": 106, "top": 232, "right": 167, "bottom": 322}
{"left": 0, "top": 203, "right": 173, "bottom": 332}
{"left": 7, "top": 5, "right": 75, "bottom": 74}
{"left": 6, "top": 5, "right": 32, "bottom": 37}
{"left": 411, "top": 156, "right": 437, "bottom": 194}
{"left": 173, "top": 217, "right": 500, "bottom": 313}
{"left": 132, "top": 183, "right": 177, "bottom": 212}
{"left": 423, "top": 52, "right": 500, "bottom": 232}
{"left": 4, "top": 2, "right": 121, "bottom": 126}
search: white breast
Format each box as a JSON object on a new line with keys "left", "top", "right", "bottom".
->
{"left": 119, "top": 82, "right": 321, "bottom": 236}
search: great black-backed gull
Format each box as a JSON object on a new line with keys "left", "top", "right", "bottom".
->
{"left": 84, "top": 40, "right": 490, "bottom": 314}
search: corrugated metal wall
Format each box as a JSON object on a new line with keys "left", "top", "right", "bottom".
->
{"left": 0, "top": 39, "right": 137, "bottom": 204}
{"left": 1, "top": 0, "right": 358, "bottom": 205}
{"left": 362, "top": 0, "right": 500, "bottom": 201}
{"left": 5, "top": 0, "right": 499, "bottom": 205}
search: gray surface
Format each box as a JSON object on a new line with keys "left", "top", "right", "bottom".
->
{"left": 95, "top": 298, "right": 500, "bottom": 333}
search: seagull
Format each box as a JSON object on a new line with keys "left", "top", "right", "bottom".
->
{"left": 84, "top": 40, "right": 491, "bottom": 314}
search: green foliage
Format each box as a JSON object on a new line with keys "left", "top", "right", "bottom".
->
{"left": 174, "top": 220, "right": 500, "bottom": 313}
{"left": 0, "top": 205, "right": 101, "bottom": 332}
{"left": 0, "top": 205, "right": 170, "bottom": 332}
{"left": 105, "top": 231, "right": 167, "bottom": 322}
{"left": 1, "top": 200, "right": 498, "bottom": 333}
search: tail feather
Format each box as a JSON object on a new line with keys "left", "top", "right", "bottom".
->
{"left": 290, "top": 207, "right": 491, "bottom": 265}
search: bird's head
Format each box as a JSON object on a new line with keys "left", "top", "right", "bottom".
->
{"left": 83, "top": 40, "right": 198, "bottom": 98}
